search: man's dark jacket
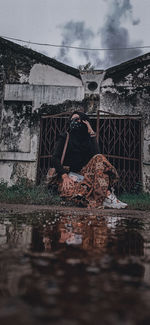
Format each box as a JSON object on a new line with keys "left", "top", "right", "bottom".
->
{"left": 52, "top": 132, "right": 100, "bottom": 177}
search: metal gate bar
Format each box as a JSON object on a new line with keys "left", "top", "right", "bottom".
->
{"left": 37, "top": 112, "right": 71, "bottom": 183}
{"left": 96, "top": 111, "right": 141, "bottom": 193}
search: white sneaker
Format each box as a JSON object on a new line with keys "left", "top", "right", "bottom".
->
{"left": 103, "top": 192, "right": 128, "bottom": 209}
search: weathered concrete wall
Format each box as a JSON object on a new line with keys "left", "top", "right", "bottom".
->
{"left": 0, "top": 38, "right": 84, "bottom": 186}
{"left": 0, "top": 82, "right": 83, "bottom": 185}
{"left": 1, "top": 102, "right": 32, "bottom": 152}
{"left": 0, "top": 161, "right": 37, "bottom": 186}
{"left": 0, "top": 100, "right": 39, "bottom": 185}
{"left": 100, "top": 54, "right": 150, "bottom": 192}
{"left": 80, "top": 70, "right": 105, "bottom": 95}
{"left": 29, "top": 63, "right": 82, "bottom": 86}
{"left": 0, "top": 65, "right": 4, "bottom": 119}
{"left": 4, "top": 84, "right": 84, "bottom": 109}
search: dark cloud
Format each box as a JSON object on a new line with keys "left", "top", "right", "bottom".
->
{"left": 132, "top": 18, "right": 140, "bottom": 26}
{"left": 100, "top": 0, "right": 142, "bottom": 67}
{"left": 57, "top": 20, "right": 102, "bottom": 67}
{"left": 56, "top": 0, "right": 142, "bottom": 69}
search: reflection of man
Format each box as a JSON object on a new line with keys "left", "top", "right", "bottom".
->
{"left": 58, "top": 224, "right": 82, "bottom": 245}
{"left": 31, "top": 215, "right": 111, "bottom": 253}
{"left": 43, "top": 236, "right": 51, "bottom": 251}
{"left": 59, "top": 227, "right": 73, "bottom": 243}
{"left": 57, "top": 216, "right": 109, "bottom": 251}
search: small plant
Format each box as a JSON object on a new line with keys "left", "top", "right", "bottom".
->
{"left": 119, "top": 191, "right": 150, "bottom": 210}
{"left": 79, "top": 62, "right": 94, "bottom": 72}
{"left": 0, "top": 178, "right": 62, "bottom": 206}
{"left": 131, "top": 181, "right": 143, "bottom": 194}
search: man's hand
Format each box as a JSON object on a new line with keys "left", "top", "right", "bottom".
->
{"left": 62, "top": 173, "right": 74, "bottom": 191}
{"left": 82, "top": 120, "right": 95, "bottom": 135}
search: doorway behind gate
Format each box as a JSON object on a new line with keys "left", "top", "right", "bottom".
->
{"left": 37, "top": 114, "right": 141, "bottom": 194}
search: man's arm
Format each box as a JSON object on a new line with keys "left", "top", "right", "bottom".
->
{"left": 52, "top": 134, "right": 68, "bottom": 177}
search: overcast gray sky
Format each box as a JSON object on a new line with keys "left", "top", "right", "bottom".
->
{"left": 0, "top": 0, "right": 149, "bottom": 69}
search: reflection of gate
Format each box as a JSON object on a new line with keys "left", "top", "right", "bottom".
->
{"left": 37, "top": 112, "right": 141, "bottom": 193}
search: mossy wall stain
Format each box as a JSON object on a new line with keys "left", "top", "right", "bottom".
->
{"left": 101, "top": 59, "right": 150, "bottom": 123}
{"left": 1, "top": 102, "right": 32, "bottom": 152}
{"left": 0, "top": 36, "right": 80, "bottom": 84}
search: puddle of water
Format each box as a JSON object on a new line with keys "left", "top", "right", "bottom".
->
{"left": 0, "top": 212, "right": 150, "bottom": 324}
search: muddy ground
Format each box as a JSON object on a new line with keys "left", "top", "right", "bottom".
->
{"left": 1, "top": 202, "right": 150, "bottom": 325}
{"left": 0, "top": 202, "right": 150, "bottom": 218}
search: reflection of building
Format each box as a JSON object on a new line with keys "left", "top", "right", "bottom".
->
{"left": 114, "top": 231, "right": 144, "bottom": 256}
{"left": 0, "top": 224, "right": 7, "bottom": 245}
{"left": 143, "top": 241, "right": 150, "bottom": 283}
{"left": 0, "top": 221, "right": 32, "bottom": 297}
{"left": 0, "top": 222, "right": 32, "bottom": 248}
{"left": 106, "top": 217, "right": 145, "bottom": 255}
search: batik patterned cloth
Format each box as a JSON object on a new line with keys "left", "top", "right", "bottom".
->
{"left": 58, "top": 154, "right": 119, "bottom": 208}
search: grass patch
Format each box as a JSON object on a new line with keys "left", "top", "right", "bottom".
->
{"left": 1, "top": 179, "right": 150, "bottom": 210}
{"left": 119, "top": 192, "right": 150, "bottom": 210}
{"left": 0, "top": 179, "right": 62, "bottom": 205}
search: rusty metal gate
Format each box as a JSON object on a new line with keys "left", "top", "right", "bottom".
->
{"left": 96, "top": 113, "right": 142, "bottom": 193}
{"left": 37, "top": 112, "right": 142, "bottom": 193}
{"left": 37, "top": 112, "right": 70, "bottom": 183}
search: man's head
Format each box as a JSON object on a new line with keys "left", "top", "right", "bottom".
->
{"left": 69, "top": 111, "right": 89, "bottom": 133}
{"left": 70, "top": 111, "right": 90, "bottom": 122}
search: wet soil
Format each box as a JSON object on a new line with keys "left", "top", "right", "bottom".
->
{"left": 0, "top": 202, "right": 150, "bottom": 217}
{"left": 0, "top": 204, "right": 150, "bottom": 325}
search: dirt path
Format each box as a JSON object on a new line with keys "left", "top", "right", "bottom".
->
{"left": 0, "top": 202, "right": 150, "bottom": 218}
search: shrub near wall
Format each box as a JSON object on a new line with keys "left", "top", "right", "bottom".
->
{"left": 0, "top": 179, "right": 61, "bottom": 205}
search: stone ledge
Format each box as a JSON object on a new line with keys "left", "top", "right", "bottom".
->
{"left": 0, "top": 151, "right": 36, "bottom": 161}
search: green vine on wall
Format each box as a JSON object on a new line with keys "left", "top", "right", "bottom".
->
{"left": 30, "top": 98, "right": 90, "bottom": 126}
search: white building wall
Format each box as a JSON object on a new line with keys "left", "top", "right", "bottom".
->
{"left": 0, "top": 161, "right": 37, "bottom": 186}
{"left": 0, "top": 63, "right": 84, "bottom": 185}
{"left": 29, "top": 63, "right": 82, "bottom": 87}
{"left": 4, "top": 84, "right": 84, "bottom": 109}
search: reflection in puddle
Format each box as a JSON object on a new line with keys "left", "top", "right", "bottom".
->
{"left": 0, "top": 212, "right": 150, "bottom": 324}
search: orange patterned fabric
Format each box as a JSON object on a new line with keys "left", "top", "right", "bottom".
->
{"left": 58, "top": 154, "right": 119, "bottom": 208}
